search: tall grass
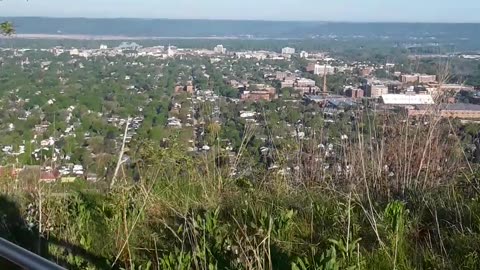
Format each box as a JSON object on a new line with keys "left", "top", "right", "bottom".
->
{"left": 0, "top": 110, "right": 480, "bottom": 270}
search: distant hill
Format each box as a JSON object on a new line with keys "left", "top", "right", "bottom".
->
{"left": 1, "top": 17, "right": 480, "bottom": 41}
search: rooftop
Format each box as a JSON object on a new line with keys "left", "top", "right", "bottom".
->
{"left": 416, "top": 103, "right": 480, "bottom": 111}
{"left": 381, "top": 94, "right": 434, "bottom": 105}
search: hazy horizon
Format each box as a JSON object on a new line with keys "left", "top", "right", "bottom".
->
{"left": 1, "top": 0, "right": 479, "bottom": 23}
{"left": 2, "top": 16, "right": 480, "bottom": 24}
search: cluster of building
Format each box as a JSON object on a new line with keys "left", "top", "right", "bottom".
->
{"left": 3, "top": 41, "right": 480, "bottom": 184}
{"left": 275, "top": 72, "right": 319, "bottom": 95}
{"left": 240, "top": 84, "right": 277, "bottom": 102}
{"left": 0, "top": 164, "right": 98, "bottom": 183}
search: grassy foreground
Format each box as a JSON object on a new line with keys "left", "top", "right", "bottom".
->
{"left": 1, "top": 116, "right": 480, "bottom": 270}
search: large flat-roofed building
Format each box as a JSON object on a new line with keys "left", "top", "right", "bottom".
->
{"left": 408, "top": 103, "right": 480, "bottom": 119}
{"left": 307, "top": 63, "right": 335, "bottom": 75}
{"left": 241, "top": 91, "right": 272, "bottom": 101}
{"left": 296, "top": 78, "right": 316, "bottom": 87}
{"left": 438, "top": 84, "right": 474, "bottom": 92}
{"left": 381, "top": 94, "right": 434, "bottom": 105}
{"left": 418, "top": 74, "right": 437, "bottom": 83}
{"left": 282, "top": 47, "right": 295, "bottom": 54}
{"left": 401, "top": 74, "right": 437, "bottom": 84}
{"left": 281, "top": 79, "right": 295, "bottom": 88}
{"left": 364, "top": 83, "right": 389, "bottom": 98}
{"left": 276, "top": 71, "right": 290, "bottom": 81}
{"left": 213, "top": 44, "right": 226, "bottom": 54}
{"left": 241, "top": 84, "right": 277, "bottom": 101}
{"left": 345, "top": 88, "right": 364, "bottom": 98}
{"left": 401, "top": 74, "right": 418, "bottom": 83}
{"left": 293, "top": 78, "right": 319, "bottom": 95}
{"left": 294, "top": 86, "right": 320, "bottom": 95}
{"left": 424, "top": 83, "right": 475, "bottom": 95}
{"left": 251, "top": 84, "right": 276, "bottom": 95}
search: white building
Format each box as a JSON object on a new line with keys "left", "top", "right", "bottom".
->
{"left": 240, "top": 111, "right": 256, "bottom": 118}
{"left": 167, "top": 117, "right": 182, "bottom": 128}
{"left": 296, "top": 78, "right": 316, "bottom": 87}
{"left": 300, "top": 51, "right": 309, "bottom": 58}
{"left": 100, "top": 44, "right": 108, "bottom": 50}
{"left": 307, "top": 63, "right": 335, "bottom": 75}
{"left": 381, "top": 94, "right": 434, "bottom": 105}
{"left": 214, "top": 44, "right": 226, "bottom": 54}
{"left": 69, "top": 49, "right": 79, "bottom": 56}
{"left": 282, "top": 47, "right": 295, "bottom": 55}
{"left": 167, "top": 46, "right": 177, "bottom": 57}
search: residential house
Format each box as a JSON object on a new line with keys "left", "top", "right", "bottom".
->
{"left": 40, "top": 170, "right": 59, "bottom": 183}
{"left": 86, "top": 173, "right": 98, "bottom": 182}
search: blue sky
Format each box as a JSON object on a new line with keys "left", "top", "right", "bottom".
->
{"left": 0, "top": 0, "right": 478, "bottom": 22}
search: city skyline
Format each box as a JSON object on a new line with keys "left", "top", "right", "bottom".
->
{"left": 0, "top": 0, "right": 479, "bottom": 23}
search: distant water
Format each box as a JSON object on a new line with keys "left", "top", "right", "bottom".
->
{"left": 2, "top": 17, "right": 480, "bottom": 40}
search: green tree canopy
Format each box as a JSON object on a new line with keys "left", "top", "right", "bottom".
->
{"left": 0, "top": 21, "right": 15, "bottom": 36}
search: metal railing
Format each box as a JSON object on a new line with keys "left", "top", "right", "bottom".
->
{"left": 0, "top": 237, "right": 65, "bottom": 270}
